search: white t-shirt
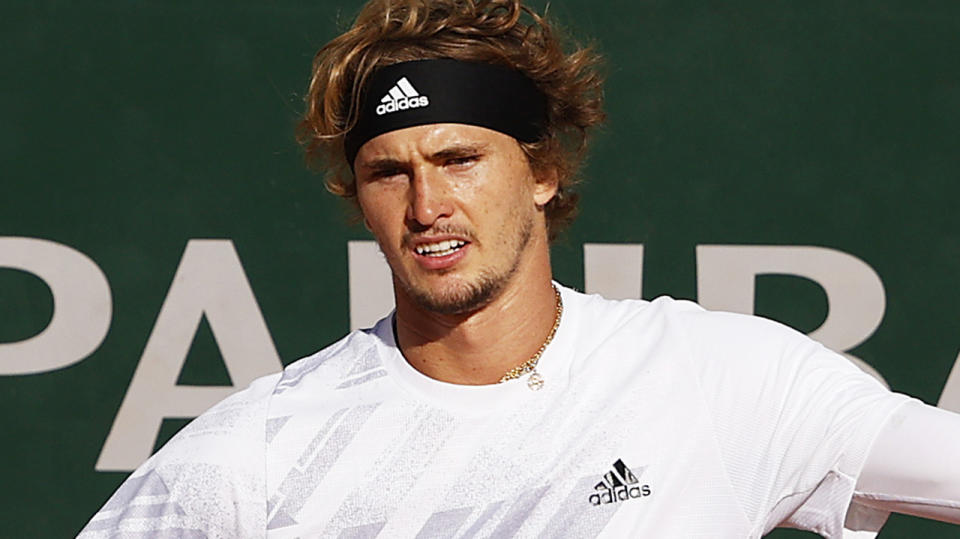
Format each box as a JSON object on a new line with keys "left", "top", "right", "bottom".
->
{"left": 80, "top": 285, "right": 911, "bottom": 538}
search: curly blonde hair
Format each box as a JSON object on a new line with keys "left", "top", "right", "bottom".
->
{"left": 297, "top": 0, "right": 605, "bottom": 238}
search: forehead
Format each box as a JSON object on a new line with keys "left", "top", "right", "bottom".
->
{"left": 354, "top": 123, "right": 523, "bottom": 163}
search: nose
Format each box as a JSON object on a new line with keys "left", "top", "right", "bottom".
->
{"left": 406, "top": 165, "right": 453, "bottom": 229}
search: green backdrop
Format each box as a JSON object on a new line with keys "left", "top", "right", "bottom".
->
{"left": 2, "top": 1, "right": 958, "bottom": 537}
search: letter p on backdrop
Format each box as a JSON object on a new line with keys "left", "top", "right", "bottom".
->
{"left": 0, "top": 237, "right": 111, "bottom": 375}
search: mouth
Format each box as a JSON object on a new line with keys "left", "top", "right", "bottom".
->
{"left": 414, "top": 239, "right": 468, "bottom": 258}
{"left": 409, "top": 236, "right": 472, "bottom": 271}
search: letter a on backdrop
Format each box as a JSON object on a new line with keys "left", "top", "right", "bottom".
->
{"left": 96, "top": 239, "right": 282, "bottom": 471}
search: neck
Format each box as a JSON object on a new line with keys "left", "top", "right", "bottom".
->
{"left": 393, "top": 239, "right": 558, "bottom": 385}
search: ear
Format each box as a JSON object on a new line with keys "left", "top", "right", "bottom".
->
{"left": 532, "top": 166, "right": 560, "bottom": 207}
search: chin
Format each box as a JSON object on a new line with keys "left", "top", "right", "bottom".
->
{"left": 401, "top": 272, "right": 505, "bottom": 315}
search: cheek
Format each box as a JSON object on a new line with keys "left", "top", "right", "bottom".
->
{"left": 358, "top": 187, "right": 395, "bottom": 225}
{"left": 356, "top": 192, "right": 374, "bottom": 229}
{"left": 463, "top": 163, "right": 534, "bottom": 207}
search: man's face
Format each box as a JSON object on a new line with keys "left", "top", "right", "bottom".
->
{"left": 354, "top": 123, "right": 557, "bottom": 314}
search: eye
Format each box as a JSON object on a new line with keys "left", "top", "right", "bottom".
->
{"left": 362, "top": 167, "right": 407, "bottom": 183}
{"left": 377, "top": 167, "right": 405, "bottom": 178}
{"left": 445, "top": 155, "right": 478, "bottom": 168}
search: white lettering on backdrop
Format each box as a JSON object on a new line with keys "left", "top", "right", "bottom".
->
{"left": 0, "top": 237, "right": 111, "bottom": 375}
{"left": 696, "top": 245, "right": 889, "bottom": 386}
{"left": 2, "top": 237, "right": 958, "bottom": 469}
{"left": 94, "top": 240, "right": 282, "bottom": 471}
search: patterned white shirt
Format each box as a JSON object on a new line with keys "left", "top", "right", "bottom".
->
{"left": 80, "top": 285, "right": 910, "bottom": 538}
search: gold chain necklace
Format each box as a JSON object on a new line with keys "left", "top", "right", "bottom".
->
{"left": 498, "top": 284, "right": 563, "bottom": 391}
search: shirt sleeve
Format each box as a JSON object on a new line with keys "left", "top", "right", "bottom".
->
{"left": 78, "top": 373, "right": 281, "bottom": 539}
{"left": 851, "top": 400, "right": 960, "bottom": 525}
{"left": 675, "top": 306, "right": 912, "bottom": 538}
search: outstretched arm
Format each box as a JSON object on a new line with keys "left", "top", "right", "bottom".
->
{"left": 854, "top": 400, "right": 960, "bottom": 524}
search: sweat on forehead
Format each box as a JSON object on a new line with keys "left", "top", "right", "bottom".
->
{"left": 344, "top": 59, "right": 547, "bottom": 167}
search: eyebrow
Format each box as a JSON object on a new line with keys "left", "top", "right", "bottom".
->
{"left": 358, "top": 143, "right": 490, "bottom": 174}
{"left": 427, "top": 143, "right": 489, "bottom": 162}
{"left": 359, "top": 158, "right": 407, "bottom": 175}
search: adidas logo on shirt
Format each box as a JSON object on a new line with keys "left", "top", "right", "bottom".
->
{"left": 588, "top": 459, "right": 652, "bottom": 506}
{"left": 375, "top": 77, "right": 430, "bottom": 116}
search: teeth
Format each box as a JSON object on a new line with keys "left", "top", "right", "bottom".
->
{"left": 415, "top": 240, "right": 466, "bottom": 257}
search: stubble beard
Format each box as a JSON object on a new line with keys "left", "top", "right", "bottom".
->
{"left": 396, "top": 213, "right": 534, "bottom": 316}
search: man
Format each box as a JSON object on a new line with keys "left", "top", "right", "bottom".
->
{"left": 81, "top": 0, "right": 960, "bottom": 537}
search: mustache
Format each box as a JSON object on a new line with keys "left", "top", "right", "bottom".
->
{"left": 402, "top": 224, "right": 477, "bottom": 247}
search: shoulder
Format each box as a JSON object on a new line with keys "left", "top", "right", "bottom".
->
{"left": 663, "top": 300, "right": 872, "bottom": 392}
{"left": 629, "top": 295, "right": 872, "bottom": 397}
{"left": 275, "top": 321, "right": 392, "bottom": 395}
{"left": 80, "top": 323, "right": 396, "bottom": 537}
{"left": 79, "top": 373, "right": 282, "bottom": 537}
{"left": 134, "top": 323, "right": 388, "bottom": 463}
{"left": 563, "top": 286, "right": 876, "bottom": 401}
{"left": 156, "top": 371, "right": 283, "bottom": 462}
{"left": 572, "top": 287, "right": 825, "bottom": 368}
{"left": 668, "top": 298, "right": 820, "bottom": 371}
{"left": 563, "top": 286, "right": 803, "bottom": 357}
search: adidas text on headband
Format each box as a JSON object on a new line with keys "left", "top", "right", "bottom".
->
{"left": 344, "top": 59, "right": 548, "bottom": 167}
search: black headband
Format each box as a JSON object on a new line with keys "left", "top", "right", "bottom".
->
{"left": 344, "top": 59, "right": 548, "bottom": 166}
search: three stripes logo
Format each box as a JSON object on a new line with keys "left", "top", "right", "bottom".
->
{"left": 588, "top": 459, "right": 652, "bottom": 506}
{"left": 375, "top": 77, "right": 430, "bottom": 116}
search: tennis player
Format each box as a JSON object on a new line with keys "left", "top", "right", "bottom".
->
{"left": 80, "top": 1, "right": 960, "bottom": 537}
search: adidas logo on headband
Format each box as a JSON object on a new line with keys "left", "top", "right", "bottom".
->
{"left": 345, "top": 60, "right": 547, "bottom": 165}
{"left": 375, "top": 77, "right": 430, "bottom": 116}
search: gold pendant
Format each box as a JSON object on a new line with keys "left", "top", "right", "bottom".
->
{"left": 527, "top": 371, "right": 544, "bottom": 391}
